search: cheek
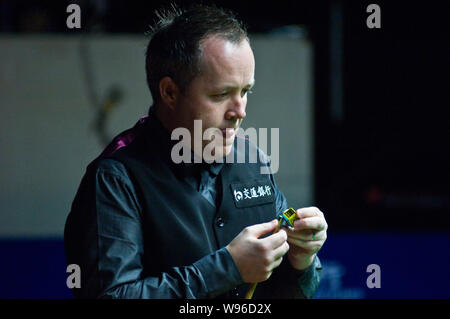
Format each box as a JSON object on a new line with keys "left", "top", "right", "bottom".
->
{"left": 197, "top": 105, "right": 224, "bottom": 128}
{"left": 179, "top": 94, "right": 225, "bottom": 129}
{"left": 201, "top": 113, "right": 219, "bottom": 129}
{"left": 177, "top": 99, "right": 203, "bottom": 127}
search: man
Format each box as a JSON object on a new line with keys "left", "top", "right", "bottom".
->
{"left": 64, "top": 4, "right": 327, "bottom": 299}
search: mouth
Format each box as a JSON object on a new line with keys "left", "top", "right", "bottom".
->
{"left": 220, "top": 128, "right": 236, "bottom": 138}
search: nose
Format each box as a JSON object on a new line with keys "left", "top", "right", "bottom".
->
{"left": 225, "top": 95, "right": 246, "bottom": 121}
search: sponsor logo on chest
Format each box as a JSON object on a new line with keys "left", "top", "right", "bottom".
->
{"left": 230, "top": 180, "right": 275, "bottom": 208}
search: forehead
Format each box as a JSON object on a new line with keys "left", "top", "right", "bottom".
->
{"left": 197, "top": 36, "right": 255, "bottom": 88}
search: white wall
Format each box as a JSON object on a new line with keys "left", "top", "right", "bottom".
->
{"left": 245, "top": 35, "right": 314, "bottom": 212}
{"left": 0, "top": 34, "right": 313, "bottom": 238}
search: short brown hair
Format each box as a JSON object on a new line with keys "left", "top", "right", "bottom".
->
{"left": 145, "top": 3, "right": 248, "bottom": 103}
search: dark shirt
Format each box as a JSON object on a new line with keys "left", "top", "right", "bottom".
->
{"left": 95, "top": 107, "right": 290, "bottom": 217}
{"left": 65, "top": 107, "right": 322, "bottom": 298}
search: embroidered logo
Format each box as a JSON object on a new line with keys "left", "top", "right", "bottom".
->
{"left": 234, "top": 190, "right": 243, "bottom": 202}
{"left": 230, "top": 180, "right": 275, "bottom": 208}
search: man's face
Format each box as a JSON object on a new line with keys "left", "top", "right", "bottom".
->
{"left": 173, "top": 36, "right": 255, "bottom": 160}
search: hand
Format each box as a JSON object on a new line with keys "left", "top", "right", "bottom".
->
{"left": 286, "top": 207, "right": 327, "bottom": 270}
{"left": 226, "top": 219, "right": 290, "bottom": 283}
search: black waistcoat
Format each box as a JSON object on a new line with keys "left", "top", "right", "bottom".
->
{"left": 108, "top": 118, "right": 278, "bottom": 297}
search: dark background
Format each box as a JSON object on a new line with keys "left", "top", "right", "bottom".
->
{"left": 4, "top": 0, "right": 446, "bottom": 232}
{"left": 5, "top": 0, "right": 444, "bottom": 231}
{"left": 0, "top": 0, "right": 449, "bottom": 298}
{"left": 1, "top": 0, "right": 449, "bottom": 227}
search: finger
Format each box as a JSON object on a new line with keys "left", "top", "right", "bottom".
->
{"left": 246, "top": 219, "right": 278, "bottom": 238}
{"left": 293, "top": 216, "right": 326, "bottom": 231}
{"left": 288, "top": 244, "right": 316, "bottom": 257}
{"left": 296, "top": 207, "right": 320, "bottom": 219}
{"left": 271, "top": 239, "right": 290, "bottom": 261}
{"left": 288, "top": 231, "right": 327, "bottom": 241}
{"left": 287, "top": 229, "right": 326, "bottom": 242}
{"left": 260, "top": 228, "right": 287, "bottom": 250}
{"left": 287, "top": 237, "right": 322, "bottom": 253}
{"left": 269, "top": 255, "right": 284, "bottom": 271}
{"left": 263, "top": 270, "right": 274, "bottom": 282}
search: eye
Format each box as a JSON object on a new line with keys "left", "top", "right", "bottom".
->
{"left": 241, "top": 88, "right": 253, "bottom": 97}
{"left": 211, "top": 91, "right": 229, "bottom": 101}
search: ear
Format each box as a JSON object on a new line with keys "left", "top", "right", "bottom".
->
{"left": 159, "top": 76, "right": 179, "bottom": 110}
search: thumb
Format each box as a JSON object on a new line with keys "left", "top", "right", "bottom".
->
{"left": 247, "top": 219, "right": 278, "bottom": 238}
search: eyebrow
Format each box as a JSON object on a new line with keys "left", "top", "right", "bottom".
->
{"left": 218, "top": 79, "right": 255, "bottom": 91}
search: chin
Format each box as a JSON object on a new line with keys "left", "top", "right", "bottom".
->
{"left": 202, "top": 144, "right": 232, "bottom": 163}
{"left": 224, "top": 144, "right": 234, "bottom": 156}
{"left": 202, "top": 132, "right": 236, "bottom": 161}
